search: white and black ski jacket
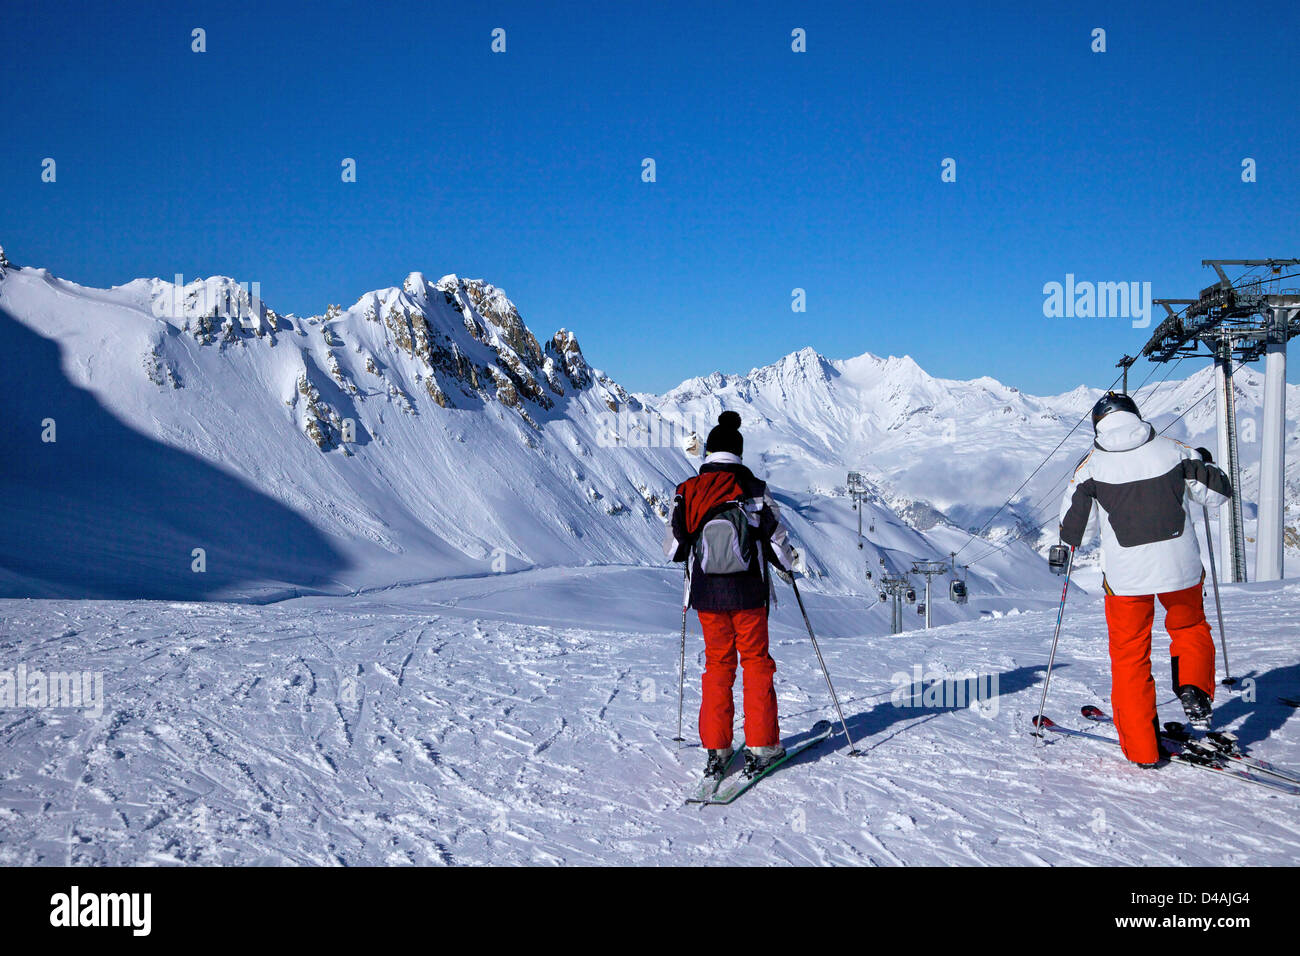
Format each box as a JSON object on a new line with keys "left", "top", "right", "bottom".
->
{"left": 1058, "top": 411, "right": 1232, "bottom": 596}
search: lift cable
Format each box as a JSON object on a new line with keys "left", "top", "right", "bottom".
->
{"left": 949, "top": 366, "right": 1125, "bottom": 561}
{"left": 963, "top": 356, "right": 1251, "bottom": 567}
{"left": 950, "top": 294, "right": 1216, "bottom": 563}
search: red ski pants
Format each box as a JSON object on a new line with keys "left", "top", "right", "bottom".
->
{"left": 696, "top": 607, "right": 779, "bottom": 749}
{"left": 1104, "top": 581, "right": 1216, "bottom": 764}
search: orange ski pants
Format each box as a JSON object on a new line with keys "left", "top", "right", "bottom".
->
{"left": 1104, "top": 581, "right": 1216, "bottom": 764}
{"left": 696, "top": 607, "right": 779, "bottom": 749}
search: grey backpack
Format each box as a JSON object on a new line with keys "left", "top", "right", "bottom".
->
{"left": 693, "top": 504, "right": 756, "bottom": 575}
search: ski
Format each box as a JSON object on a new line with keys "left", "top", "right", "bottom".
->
{"left": 1081, "top": 704, "right": 1300, "bottom": 786}
{"left": 1033, "top": 715, "right": 1300, "bottom": 796}
{"left": 1031, "top": 715, "right": 1120, "bottom": 746}
{"left": 1279, "top": 697, "right": 1300, "bottom": 709}
{"left": 686, "top": 720, "right": 834, "bottom": 805}
{"left": 688, "top": 747, "right": 746, "bottom": 802}
{"left": 1163, "top": 721, "right": 1300, "bottom": 786}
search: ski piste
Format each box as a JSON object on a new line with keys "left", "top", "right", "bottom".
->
{"left": 690, "top": 747, "right": 746, "bottom": 802}
{"left": 1032, "top": 715, "right": 1300, "bottom": 796}
{"left": 1079, "top": 704, "right": 1300, "bottom": 785}
{"left": 686, "top": 720, "right": 834, "bottom": 806}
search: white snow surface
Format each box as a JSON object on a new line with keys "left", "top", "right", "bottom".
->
{"left": 1, "top": 570, "right": 1298, "bottom": 866}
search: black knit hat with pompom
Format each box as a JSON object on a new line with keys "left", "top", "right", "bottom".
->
{"left": 705, "top": 410, "right": 743, "bottom": 457}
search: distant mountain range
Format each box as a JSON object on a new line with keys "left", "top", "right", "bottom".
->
{"left": 1, "top": 254, "right": 1293, "bottom": 602}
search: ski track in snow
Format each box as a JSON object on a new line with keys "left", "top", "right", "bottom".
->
{"left": 1, "top": 569, "right": 1298, "bottom": 866}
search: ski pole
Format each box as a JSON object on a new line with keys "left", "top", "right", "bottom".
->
{"left": 674, "top": 604, "right": 687, "bottom": 741}
{"left": 790, "top": 577, "right": 862, "bottom": 756}
{"left": 1202, "top": 504, "right": 1234, "bottom": 686}
{"left": 674, "top": 568, "right": 688, "bottom": 742}
{"left": 1033, "top": 545, "right": 1074, "bottom": 745}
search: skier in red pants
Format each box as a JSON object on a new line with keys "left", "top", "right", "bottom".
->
{"left": 663, "top": 411, "right": 798, "bottom": 779}
{"left": 1059, "top": 392, "right": 1232, "bottom": 766}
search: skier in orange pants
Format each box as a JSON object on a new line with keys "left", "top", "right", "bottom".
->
{"left": 1059, "top": 392, "right": 1232, "bottom": 766}
{"left": 663, "top": 411, "right": 797, "bottom": 779}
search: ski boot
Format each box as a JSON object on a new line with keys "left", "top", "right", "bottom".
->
{"left": 1136, "top": 742, "right": 1173, "bottom": 770}
{"left": 742, "top": 744, "right": 786, "bottom": 779}
{"left": 703, "top": 747, "right": 733, "bottom": 778}
{"left": 1177, "top": 684, "right": 1213, "bottom": 730}
{"left": 1135, "top": 716, "right": 1172, "bottom": 769}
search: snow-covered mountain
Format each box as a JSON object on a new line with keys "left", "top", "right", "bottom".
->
{"left": 645, "top": 344, "right": 1300, "bottom": 586}
{"left": 6, "top": 255, "right": 1300, "bottom": 869}
{"left": 2, "top": 253, "right": 1292, "bottom": 606}
{"left": 1, "top": 258, "right": 1036, "bottom": 607}
{"left": 0, "top": 262, "right": 695, "bottom": 600}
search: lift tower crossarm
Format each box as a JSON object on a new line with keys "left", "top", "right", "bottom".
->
{"left": 1201, "top": 258, "right": 1300, "bottom": 270}
{"left": 1142, "top": 300, "right": 1198, "bottom": 362}
{"left": 1154, "top": 299, "right": 1196, "bottom": 318}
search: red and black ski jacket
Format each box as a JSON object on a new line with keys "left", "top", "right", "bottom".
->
{"left": 669, "top": 459, "right": 780, "bottom": 612}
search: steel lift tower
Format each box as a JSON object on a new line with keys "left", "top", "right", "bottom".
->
{"left": 909, "top": 560, "right": 950, "bottom": 629}
{"left": 1143, "top": 259, "right": 1300, "bottom": 582}
{"left": 877, "top": 574, "right": 912, "bottom": 635}
{"left": 1116, "top": 354, "right": 1137, "bottom": 394}
{"left": 872, "top": 552, "right": 912, "bottom": 635}
{"left": 847, "top": 471, "right": 870, "bottom": 548}
{"left": 1149, "top": 296, "right": 1248, "bottom": 581}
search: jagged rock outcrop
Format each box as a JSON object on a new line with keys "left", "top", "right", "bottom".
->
{"left": 144, "top": 345, "right": 181, "bottom": 389}
{"left": 36, "top": 269, "right": 640, "bottom": 453}
{"left": 293, "top": 371, "right": 341, "bottom": 449}
{"left": 548, "top": 329, "right": 591, "bottom": 390}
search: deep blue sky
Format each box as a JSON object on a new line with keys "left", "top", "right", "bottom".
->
{"left": 2, "top": 0, "right": 1298, "bottom": 394}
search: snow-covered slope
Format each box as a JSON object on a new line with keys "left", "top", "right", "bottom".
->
{"left": 2, "top": 250, "right": 1297, "bottom": 867}
{"left": 3, "top": 568, "right": 1297, "bottom": 865}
